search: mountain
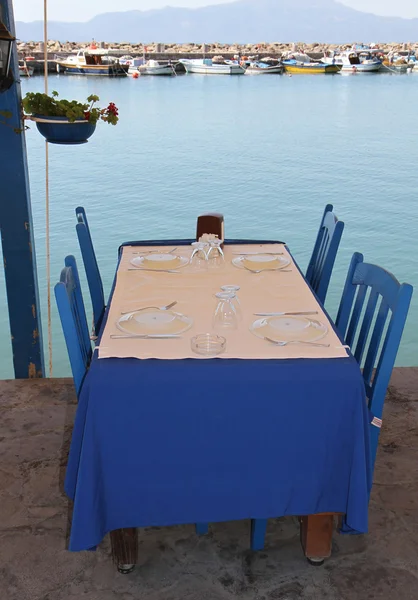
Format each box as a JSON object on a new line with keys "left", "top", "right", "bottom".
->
{"left": 16, "top": 0, "right": 418, "bottom": 43}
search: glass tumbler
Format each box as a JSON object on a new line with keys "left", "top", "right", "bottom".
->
{"left": 213, "top": 292, "right": 238, "bottom": 330}
{"left": 207, "top": 239, "right": 225, "bottom": 269}
{"left": 221, "top": 285, "right": 242, "bottom": 320}
{"left": 190, "top": 242, "right": 209, "bottom": 272}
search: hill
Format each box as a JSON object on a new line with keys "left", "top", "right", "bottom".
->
{"left": 16, "top": 0, "right": 418, "bottom": 43}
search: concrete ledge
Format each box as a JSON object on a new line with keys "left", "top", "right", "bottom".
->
{"left": 0, "top": 369, "right": 417, "bottom": 599}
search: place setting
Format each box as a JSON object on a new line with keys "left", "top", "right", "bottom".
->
{"left": 232, "top": 252, "right": 292, "bottom": 274}
{"left": 112, "top": 302, "right": 193, "bottom": 339}
{"left": 249, "top": 313, "right": 330, "bottom": 348}
{"left": 128, "top": 250, "right": 189, "bottom": 273}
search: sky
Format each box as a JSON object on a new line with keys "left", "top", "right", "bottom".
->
{"left": 12, "top": 0, "right": 418, "bottom": 23}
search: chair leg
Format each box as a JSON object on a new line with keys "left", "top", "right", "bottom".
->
{"left": 250, "top": 519, "right": 268, "bottom": 551}
{"left": 110, "top": 528, "right": 138, "bottom": 574}
{"left": 195, "top": 523, "right": 209, "bottom": 536}
{"left": 300, "top": 514, "right": 334, "bottom": 565}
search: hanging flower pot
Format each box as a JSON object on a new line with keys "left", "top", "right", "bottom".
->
{"left": 23, "top": 91, "right": 119, "bottom": 145}
{"left": 32, "top": 115, "right": 96, "bottom": 145}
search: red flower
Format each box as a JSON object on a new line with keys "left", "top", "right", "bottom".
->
{"left": 84, "top": 111, "right": 91, "bottom": 121}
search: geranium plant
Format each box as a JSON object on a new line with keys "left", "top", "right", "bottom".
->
{"left": 22, "top": 91, "right": 119, "bottom": 125}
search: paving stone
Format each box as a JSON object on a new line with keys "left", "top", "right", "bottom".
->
{"left": 0, "top": 371, "right": 417, "bottom": 600}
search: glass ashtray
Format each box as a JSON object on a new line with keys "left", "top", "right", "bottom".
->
{"left": 191, "top": 334, "right": 226, "bottom": 357}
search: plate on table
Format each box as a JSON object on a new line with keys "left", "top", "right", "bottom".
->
{"left": 130, "top": 254, "right": 189, "bottom": 270}
{"left": 250, "top": 315, "right": 328, "bottom": 343}
{"left": 116, "top": 309, "right": 193, "bottom": 336}
{"left": 232, "top": 255, "right": 291, "bottom": 271}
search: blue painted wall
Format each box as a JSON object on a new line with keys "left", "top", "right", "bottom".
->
{"left": 0, "top": 0, "right": 44, "bottom": 377}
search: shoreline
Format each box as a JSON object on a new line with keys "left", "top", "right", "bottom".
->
{"left": 18, "top": 40, "right": 418, "bottom": 60}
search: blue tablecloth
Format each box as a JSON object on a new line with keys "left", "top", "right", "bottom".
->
{"left": 65, "top": 240, "right": 371, "bottom": 552}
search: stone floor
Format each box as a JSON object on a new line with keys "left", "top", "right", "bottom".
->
{"left": 0, "top": 369, "right": 417, "bottom": 600}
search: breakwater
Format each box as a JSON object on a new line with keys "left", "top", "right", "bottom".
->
{"left": 18, "top": 40, "right": 418, "bottom": 62}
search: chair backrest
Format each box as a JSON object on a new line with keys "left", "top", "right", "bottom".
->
{"left": 306, "top": 204, "right": 344, "bottom": 303}
{"left": 336, "top": 253, "right": 413, "bottom": 473}
{"left": 54, "top": 255, "right": 92, "bottom": 397}
{"left": 75, "top": 206, "right": 105, "bottom": 335}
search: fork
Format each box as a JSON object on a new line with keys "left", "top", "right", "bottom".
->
{"left": 244, "top": 266, "right": 292, "bottom": 274}
{"left": 132, "top": 247, "right": 178, "bottom": 255}
{"left": 264, "top": 337, "right": 330, "bottom": 348}
{"left": 110, "top": 334, "right": 182, "bottom": 340}
{"left": 121, "top": 301, "right": 177, "bottom": 315}
{"left": 233, "top": 251, "right": 284, "bottom": 256}
{"left": 254, "top": 310, "right": 318, "bottom": 317}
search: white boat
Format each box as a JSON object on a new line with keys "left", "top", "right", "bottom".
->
{"left": 322, "top": 50, "right": 382, "bottom": 73}
{"left": 19, "top": 60, "right": 34, "bottom": 77}
{"left": 245, "top": 61, "right": 284, "bottom": 75}
{"left": 128, "top": 58, "right": 176, "bottom": 76}
{"left": 119, "top": 55, "right": 135, "bottom": 66}
{"left": 180, "top": 58, "right": 245, "bottom": 75}
{"left": 55, "top": 47, "right": 128, "bottom": 76}
{"left": 382, "top": 52, "right": 416, "bottom": 73}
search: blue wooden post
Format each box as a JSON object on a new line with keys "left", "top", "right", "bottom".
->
{"left": 0, "top": 0, "right": 45, "bottom": 378}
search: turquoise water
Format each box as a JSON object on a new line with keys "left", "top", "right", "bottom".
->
{"left": 1, "top": 72, "right": 417, "bottom": 377}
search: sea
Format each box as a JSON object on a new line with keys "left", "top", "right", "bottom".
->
{"left": 1, "top": 71, "right": 417, "bottom": 377}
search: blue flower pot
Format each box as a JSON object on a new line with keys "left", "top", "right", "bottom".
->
{"left": 34, "top": 115, "right": 97, "bottom": 145}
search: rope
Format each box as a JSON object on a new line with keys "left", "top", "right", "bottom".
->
{"left": 44, "top": 0, "right": 53, "bottom": 377}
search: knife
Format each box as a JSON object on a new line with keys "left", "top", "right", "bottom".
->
{"left": 254, "top": 311, "right": 319, "bottom": 317}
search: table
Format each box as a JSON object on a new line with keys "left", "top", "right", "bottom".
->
{"left": 65, "top": 239, "right": 371, "bottom": 564}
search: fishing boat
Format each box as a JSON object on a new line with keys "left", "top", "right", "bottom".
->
{"left": 321, "top": 50, "right": 382, "bottom": 73}
{"left": 55, "top": 47, "right": 128, "bottom": 76}
{"left": 180, "top": 58, "right": 245, "bottom": 75}
{"left": 245, "top": 61, "right": 284, "bottom": 75}
{"left": 283, "top": 59, "right": 341, "bottom": 74}
{"left": 19, "top": 60, "right": 34, "bottom": 77}
{"left": 130, "top": 59, "right": 176, "bottom": 76}
{"left": 381, "top": 52, "right": 416, "bottom": 73}
{"left": 119, "top": 55, "right": 135, "bottom": 66}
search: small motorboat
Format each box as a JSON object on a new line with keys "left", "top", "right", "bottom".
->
{"left": 55, "top": 47, "right": 128, "bottom": 76}
{"left": 283, "top": 60, "right": 341, "bottom": 74}
{"left": 140, "top": 60, "right": 176, "bottom": 76}
{"left": 322, "top": 50, "right": 382, "bottom": 73}
{"left": 245, "top": 61, "right": 284, "bottom": 75}
{"left": 19, "top": 60, "right": 34, "bottom": 77}
{"left": 180, "top": 58, "right": 245, "bottom": 75}
{"left": 382, "top": 52, "right": 416, "bottom": 73}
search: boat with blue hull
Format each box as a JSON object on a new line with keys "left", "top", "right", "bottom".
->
{"left": 55, "top": 48, "right": 128, "bottom": 77}
{"left": 180, "top": 58, "right": 245, "bottom": 75}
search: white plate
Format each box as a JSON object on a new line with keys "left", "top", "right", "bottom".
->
{"left": 250, "top": 316, "right": 328, "bottom": 343}
{"left": 269, "top": 316, "right": 310, "bottom": 333}
{"left": 134, "top": 312, "right": 176, "bottom": 326}
{"left": 243, "top": 255, "right": 277, "bottom": 263}
{"left": 116, "top": 309, "right": 193, "bottom": 336}
{"left": 232, "top": 255, "right": 291, "bottom": 270}
{"left": 145, "top": 254, "right": 177, "bottom": 263}
{"left": 130, "top": 255, "right": 189, "bottom": 270}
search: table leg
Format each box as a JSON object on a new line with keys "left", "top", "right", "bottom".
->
{"left": 300, "top": 514, "right": 334, "bottom": 565}
{"left": 250, "top": 519, "right": 268, "bottom": 551}
{"left": 110, "top": 528, "right": 138, "bottom": 574}
{"left": 195, "top": 523, "right": 209, "bottom": 536}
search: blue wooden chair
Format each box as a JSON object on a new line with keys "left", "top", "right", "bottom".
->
{"left": 75, "top": 206, "right": 105, "bottom": 337}
{"left": 250, "top": 252, "right": 413, "bottom": 551}
{"left": 335, "top": 252, "right": 413, "bottom": 476}
{"left": 306, "top": 204, "right": 344, "bottom": 303}
{"left": 55, "top": 255, "right": 92, "bottom": 397}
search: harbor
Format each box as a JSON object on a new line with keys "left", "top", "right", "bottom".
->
{"left": 17, "top": 40, "right": 418, "bottom": 76}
